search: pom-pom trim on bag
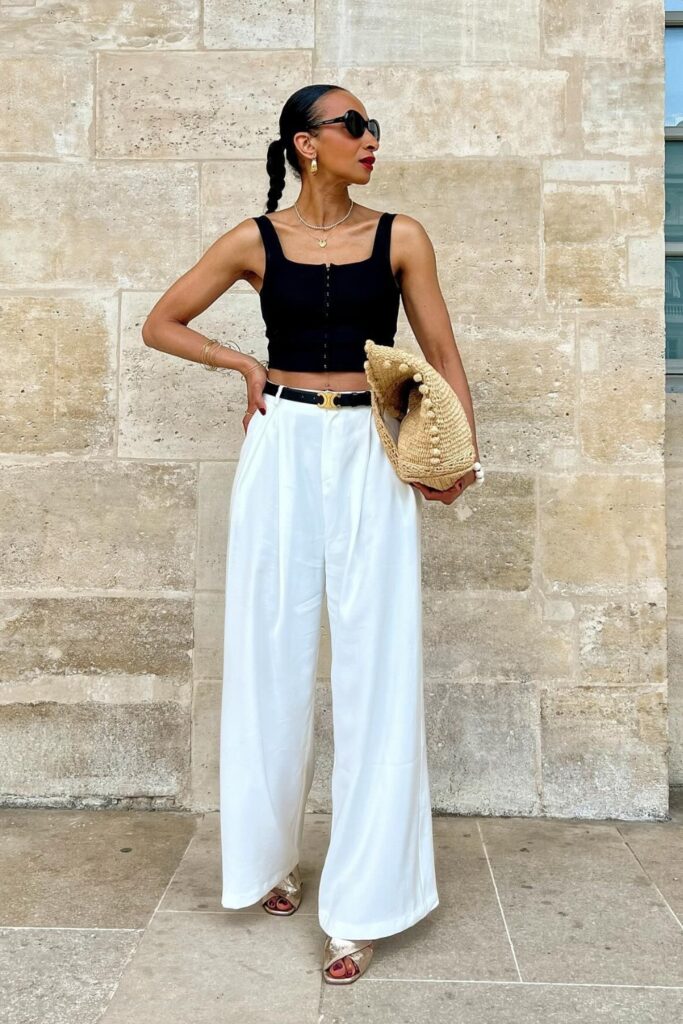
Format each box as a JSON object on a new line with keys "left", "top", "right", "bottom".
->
{"left": 363, "top": 338, "right": 477, "bottom": 492}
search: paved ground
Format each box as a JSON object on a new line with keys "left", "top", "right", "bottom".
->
{"left": 1, "top": 794, "right": 682, "bottom": 1023}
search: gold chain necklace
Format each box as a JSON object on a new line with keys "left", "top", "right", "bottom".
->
{"left": 293, "top": 199, "right": 355, "bottom": 248}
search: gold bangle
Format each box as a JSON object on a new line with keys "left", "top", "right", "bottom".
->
{"left": 243, "top": 361, "right": 265, "bottom": 378}
{"left": 201, "top": 339, "right": 243, "bottom": 371}
{"left": 201, "top": 340, "right": 222, "bottom": 370}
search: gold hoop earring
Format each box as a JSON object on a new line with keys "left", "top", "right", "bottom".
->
{"left": 310, "top": 156, "right": 318, "bottom": 175}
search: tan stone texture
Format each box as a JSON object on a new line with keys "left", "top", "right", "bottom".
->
{"left": 539, "top": 474, "right": 665, "bottom": 591}
{"left": 0, "top": 1, "right": 200, "bottom": 51}
{"left": 0, "top": 162, "right": 200, "bottom": 287}
{"left": 543, "top": 0, "right": 663, "bottom": 60}
{"left": 313, "top": 65, "right": 569, "bottom": 157}
{"left": 1, "top": 55, "right": 92, "bottom": 158}
{"left": 316, "top": 1, "right": 541, "bottom": 65}
{"left": 1, "top": 293, "right": 118, "bottom": 455}
{"left": 1, "top": 462, "right": 197, "bottom": 590}
{"left": 96, "top": 51, "right": 312, "bottom": 159}
{"left": 0, "top": 0, "right": 671, "bottom": 814}
{"left": 204, "top": 0, "right": 314, "bottom": 49}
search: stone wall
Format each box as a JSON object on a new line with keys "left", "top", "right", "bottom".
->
{"left": 667, "top": 400, "right": 683, "bottom": 787}
{"left": 0, "top": 1, "right": 670, "bottom": 818}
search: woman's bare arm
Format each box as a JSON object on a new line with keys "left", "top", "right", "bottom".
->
{"left": 393, "top": 213, "right": 480, "bottom": 460}
{"left": 141, "top": 218, "right": 263, "bottom": 376}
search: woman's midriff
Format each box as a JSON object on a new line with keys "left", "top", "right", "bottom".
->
{"left": 266, "top": 369, "right": 370, "bottom": 391}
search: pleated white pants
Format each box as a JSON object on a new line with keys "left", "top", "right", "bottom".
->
{"left": 219, "top": 383, "right": 439, "bottom": 939}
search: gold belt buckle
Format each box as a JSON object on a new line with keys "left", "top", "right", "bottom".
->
{"left": 316, "top": 390, "right": 341, "bottom": 410}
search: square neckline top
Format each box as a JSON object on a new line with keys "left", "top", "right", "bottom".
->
{"left": 252, "top": 210, "right": 400, "bottom": 372}
{"left": 257, "top": 211, "right": 389, "bottom": 273}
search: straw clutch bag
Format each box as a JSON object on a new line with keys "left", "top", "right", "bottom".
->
{"left": 363, "top": 338, "right": 477, "bottom": 491}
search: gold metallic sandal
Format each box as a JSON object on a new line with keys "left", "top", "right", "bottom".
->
{"left": 322, "top": 936, "right": 375, "bottom": 985}
{"left": 261, "top": 864, "right": 302, "bottom": 916}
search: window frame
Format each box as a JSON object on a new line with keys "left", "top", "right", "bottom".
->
{"left": 665, "top": 11, "right": 683, "bottom": 381}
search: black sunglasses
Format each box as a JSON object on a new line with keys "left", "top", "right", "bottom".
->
{"left": 310, "top": 109, "right": 380, "bottom": 142}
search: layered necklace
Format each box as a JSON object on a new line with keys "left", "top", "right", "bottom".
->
{"left": 293, "top": 199, "right": 355, "bottom": 248}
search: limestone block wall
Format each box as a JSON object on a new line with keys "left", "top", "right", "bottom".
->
{"left": 667, "top": 398, "right": 683, "bottom": 786}
{"left": 0, "top": 1, "right": 670, "bottom": 818}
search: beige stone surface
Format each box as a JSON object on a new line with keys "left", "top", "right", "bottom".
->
{"left": 544, "top": 184, "right": 620, "bottom": 244}
{"left": 582, "top": 60, "right": 663, "bottom": 156}
{"left": 668, "top": 548, "right": 683, "bottom": 620}
{"left": 1, "top": 55, "right": 91, "bottom": 157}
{"left": 0, "top": 596, "right": 193, "bottom": 702}
{"left": 540, "top": 687, "right": 669, "bottom": 818}
{"left": 577, "top": 598, "right": 667, "bottom": 688}
{"left": 1, "top": 462, "right": 197, "bottom": 590}
{"left": 478, "top": 815, "right": 682, "bottom": 981}
{"left": 195, "top": 460, "right": 234, "bottom": 592}
{"left": 424, "top": 677, "right": 541, "bottom": 815}
{"left": 0, "top": 0, "right": 671, "bottom": 812}
{"left": 543, "top": 0, "right": 663, "bottom": 60}
{"left": 316, "top": 0, "right": 541, "bottom": 64}
{"left": 668, "top": 620, "right": 683, "bottom": 781}
{"left": 628, "top": 232, "right": 665, "bottom": 288}
{"left": 667, "top": 465, "right": 683, "bottom": 541}
{"left": 4, "top": 809, "right": 683, "bottom": 1021}
{"left": 422, "top": 474, "right": 536, "bottom": 592}
{"left": 578, "top": 309, "right": 666, "bottom": 372}
{"left": 0, "top": 0, "right": 200, "bottom": 51}
{"left": 96, "top": 50, "right": 312, "bottom": 159}
{"left": 200, "top": 160, "right": 306, "bottom": 284}
{"left": 188, "top": 677, "right": 221, "bottom": 809}
{"left": 0, "top": 162, "right": 199, "bottom": 288}
{"left": 0, "top": 292, "right": 118, "bottom": 455}
{"left": 545, "top": 242, "right": 628, "bottom": 308}
{"left": 576, "top": 306, "right": 666, "bottom": 468}
{"left": 539, "top": 473, "right": 665, "bottom": 591}
{"left": 423, "top": 592, "right": 573, "bottom": 682}
{"left": 191, "top": 590, "right": 224, "bottom": 682}
{"left": 453, "top": 316, "right": 576, "bottom": 469}
{"left": 615, "top": 164, "right": 666, "bottom": 234}
{"left": 580, "top": 365, "right": 664, "bottom": 464}
{"left": 204, "top": 0, "right": 314, "bottom": 49}
{"left": 0, "top": 701, "right": 190, "bottom": 800}
{"left": 354, "top": 158, "right": 542, "bottom": 314}
{"left": 120, "top": 290, "right": 266, "bottom": 459}
{"left": 543, "top": 158, "right": 631, "bottom": 181}
{"left": 0, "top": 807, "right": 198, "bottom": 925}
{"left": 665, "top": 392, "right": 683, "bottom": 461}
{"left": 313, "top": 65, "right": 569, "bottom": 157}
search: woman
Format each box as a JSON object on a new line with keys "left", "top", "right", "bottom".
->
{"left": 142, "top": 84, "right": 481, "bottom": 986}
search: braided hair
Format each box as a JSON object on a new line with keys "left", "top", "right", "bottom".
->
{"left": 264, "top": 84, "right": 344, "bottom": 213}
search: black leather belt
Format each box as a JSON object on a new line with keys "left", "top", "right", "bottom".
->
{"left": 263, "top": 379, "right": 371, "bottom": 409}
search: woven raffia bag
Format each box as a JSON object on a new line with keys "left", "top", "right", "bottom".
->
{"left": 363, "top": 339, "right": 477, "bottom": 491}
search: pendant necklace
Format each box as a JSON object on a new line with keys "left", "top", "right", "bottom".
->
{"left": 294, "top": 199, "right": 355, "bottom": 248}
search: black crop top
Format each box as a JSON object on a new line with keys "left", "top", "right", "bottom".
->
{"left": 253, "top": 211, "right": 401, "bottom": 373}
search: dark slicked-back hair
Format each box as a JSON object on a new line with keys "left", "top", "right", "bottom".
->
{"left": 264, "top": 84, "right": 345, "bottom": 213}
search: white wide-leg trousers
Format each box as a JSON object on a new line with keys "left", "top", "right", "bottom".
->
{"left": 219, "top": 383, "right": 439, "bottom": 940}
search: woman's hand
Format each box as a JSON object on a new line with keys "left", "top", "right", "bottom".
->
{"left": 241, "top": 361, "right": 268, "bottom": 434}
{"left": 411, "top": 465, "right": 478, "bottom": 505}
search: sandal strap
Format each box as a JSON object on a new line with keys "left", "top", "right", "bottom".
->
{"left": 323, "top": 936, "right": 374, "bottom": 972}
{"left": 262, "top": 865, "right": 302, "bottom": 906}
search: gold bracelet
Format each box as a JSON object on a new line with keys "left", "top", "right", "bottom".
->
{"left": 201, "top": 340, "right": 222, "bottom": 370}
{"left": 200, "top": 339, "right": 242, "bottom": 372}
{"left": 243, "top": 361, "right": 266, "bottom": 378}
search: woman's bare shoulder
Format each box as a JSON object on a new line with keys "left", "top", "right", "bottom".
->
{"left": 391, "top": 213, "right": 435, "bottom": 269}
{"left": 391, "top": 211, "right": 429, "bottom": 235}
{"left": 202, "top": 216, "right": 268, "bottom": 274}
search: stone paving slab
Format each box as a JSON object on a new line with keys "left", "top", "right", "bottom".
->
{"left": 0, "top": 803, "right": 682, "bottom": 1023}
